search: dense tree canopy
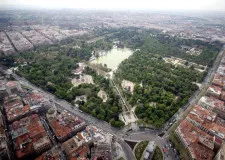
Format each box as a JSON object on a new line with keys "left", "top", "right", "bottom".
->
{"left": 108, "top": 28, "right": 222, "bottom": 127}
{"left": 115, "top": 52, "right": 204, "bottom": 127}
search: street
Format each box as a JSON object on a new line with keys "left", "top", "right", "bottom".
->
{"left": 40, "top": 116, "right": 57, "bottom": 146}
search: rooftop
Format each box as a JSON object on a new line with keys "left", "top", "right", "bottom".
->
{"left": 72, "top": 66, "right": 84, "bottom": 75}
{"left": 217, "top": 64, "right": 225, "bottom": 76}
{"left": 4, "top": 98, "right": 30, "bottom": 122}
{"left": 221, "top": 56, "right": 225, "bottom": 64}
{"left": 199, "top": 96, "right": 224, "bottom": 110}
{"left": 70, "top": 145, "right": 89, "bottom": 160}
{"left": 6, "top": 81, "right": 19, "bottom": 88}
{"left": 176, "top": 120, "right": 214, "bottom": 158}
{"left": 10, "top": 114, "right": 51, "bottom": 159}
{"left": 203, "top": 120, "right": 225, "bottom": 139}
{"left": 187, "top": 105, "right": 217, "bottom": 125}
{"left": 48, "top": 111, "right": 85, "bottom": 140}
{"left": 220, "top": 91, "right": 225, "bottom": 101}
{"left": 207, "top": 85, "right": 222, "bottom": 97}
{"left": 91, "top": 143, "right": 112, "bottom": 160}
{"left": 187, "top": 105, "right": 225, "bottom": 139}
{"left": 0, "top": 113, "right": 7, "bottom": 154}
{"left": 35, "top": 147, "right": 63, "bottom": 160}
{"left": 24, "top": 92, "right": 46, "bottom": 106}
{"left": 62, "top": 136, "right": 84, "bottom": 157}
{"left": 189, "top": 142, "right": 214, "bottom": 160}
{"left": 81, "top": 125, "right": 106, "bottom": 143}
{"left": 213, "top": 73, "right": 225, "bottom": 87}
{"left": 3, "top": 94, "right": 18, "bottom": 103}
{"left": 62, "top": 135, "right": 89, "bottom": 160}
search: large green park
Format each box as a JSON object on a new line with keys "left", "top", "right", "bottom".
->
{"left": 1, "top": 27, "right": 222, "bottom": 128}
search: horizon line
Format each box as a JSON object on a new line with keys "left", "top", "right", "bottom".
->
{"left": 0, "top": 5, "right": 225, "bottom": 13}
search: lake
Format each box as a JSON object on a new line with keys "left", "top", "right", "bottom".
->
{"left": 91, "top": 47, "right": 133, "bottom": 71}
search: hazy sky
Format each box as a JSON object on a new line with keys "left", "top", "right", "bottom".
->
{"left": 1, "top": 0, "right": 225, "bottom": 11}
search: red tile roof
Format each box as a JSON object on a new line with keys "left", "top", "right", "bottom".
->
{"left": 6, "top": 81, "right": 17, "bottom": 87}
{"left": 189, "top": 142, "right": 214, "bottom": 160}
{"left": 70, "top": 145, "right": 89, "bottom": 160}
{"left": 10, "top": 114, "right": 51, "bottom": 159}
{"left": 176, "top": 119, "right": 215, "bottom": 152}
{"left": 35, "top": 147, "right": 62, "bottom": 160}
{"left": 199, "top": 96, "right": 224, "bottom": 110}
{"left": 220, "top": 91, "right": 225, "bottom": 101}
{"left": 48, "top": 111, "right": 84, "bottom": 140}
{"left": 62, "top": 136, "right": 89, "bottom": 160}
{"left": 187, "top": 105, "right": 225, "bottom": 139}
{"left": 4, "top": 98, "right": 30, "bottom": 122}
{"left": 24, "top": 92, "right": 46, "bottom": 105}
{"left": 187, "top": 105, "right": 217, "bottom": 125}
{"left": 213, "top": 73, "right": 225, "bottom": 87}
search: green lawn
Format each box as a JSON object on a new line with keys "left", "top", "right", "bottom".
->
{"left": 134, "top": 141, "right": 149, "bottom": 160}
{"left": 152, "top": 146, "right": 163, "bottom": 160}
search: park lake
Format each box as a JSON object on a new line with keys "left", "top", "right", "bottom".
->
{"left": 91, "top": 47, "right": 133, "bottom": 71}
